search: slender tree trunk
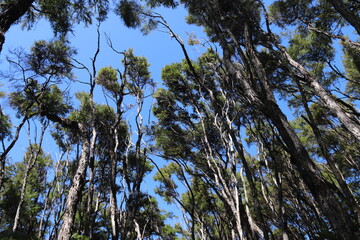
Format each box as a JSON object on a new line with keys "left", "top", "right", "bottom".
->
{"left": 84, "top": 124, "right": 97, "bottom": 238}
{"left": 221, "top": 40, "right": 359, "bottom": 238}
{"left": 195, "top": 107, "right": 254, "bottom": 239}
{"left": 39, "top": 146, "right": 66, "bottom": 239}
{"left": 309, "top": 78, "right": 360, "bottom": 140}
{"left": 12, "top": 163, "right": 31, "bottom": 232}
{"left": 244, "top": 27, "right": 359, "bottom": 238}
{"left": 110, "top": 120, "right": 122, "bottom": 240}
{"left": 13, "top": 122, "right": 47, "bottom": 233}
{"left": 84, "top": 160, "right": 95, "bottom": 238}
{"left": 110, "top": 168, "right": 119, "bottom": 240}
{"left": 38, "top": 185, "right": 53, "bottom": 239}
{"left": 57, "top": 132, "right": 90, "bottom": 240}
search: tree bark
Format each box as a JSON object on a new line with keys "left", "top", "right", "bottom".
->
{"left": 84, "top": 156, "right": 95, "bottom": 238}
{"left": 0, "top": 116, "right": 28, "bottom": 190}
{"left": 12, "top": 162, "right": 31, "bottom": 232}
{"left": 295, "top": 77, "right": 360, "bottom": 223}
{"left": 110, "top": 142, "right": 119, "bottom": 240}
{"left": 57, "top": 128, "right": 90, "bottom": 240}
{"left": 326, "top": 0, "right": 360, "bottom": 35}
{"left": 0, "top": 0, "right": 35, "bottom": 53}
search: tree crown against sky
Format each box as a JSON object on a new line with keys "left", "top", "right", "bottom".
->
{"left": 0, "top": 0, "right": 359, "bottom": 239}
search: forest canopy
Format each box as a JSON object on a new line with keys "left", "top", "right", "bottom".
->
{"left": 0, "top": 0, "right": 359, "bottom": 239}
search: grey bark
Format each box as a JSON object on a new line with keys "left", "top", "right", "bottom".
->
{"left": 57, "top": 129, "right": 90, "bottom": 240}
{"left": 12, "top": 160, "right": 32, "bottom": 232}
{"left": 262, "top": 100, "right": 359, "bottom": 239}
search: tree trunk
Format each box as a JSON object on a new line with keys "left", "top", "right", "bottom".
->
{"left": 84, "top": 122, "right": 97, "bottom": 238}
{"left": 0, "top": 116, "right": 28, "bottom": 190}
{"left": 296, "top": 78, "right": 360, "bottom": 223}
{"left": 326, "top": 0, "right": 360, "bottom": 35}
{"left": 109, "top": 121, "right": 122, "bottom": 240}
{"left": 57, "top": 132, "right": 90, "bottom": 240}
{"left": 84, "top": 159, "right": 95, "bottom": 238}
{"left": 38, "top": 185, "right": 53, "bottom": 239}
{"left": 12, "top": 164, "right": 31, "bottom": 232}
{"left": 13, "top": 124, "right": 46, "bottom": 233}
{"left": 110, "top": 186, "right": 118, "bottom": 240}
{"left": 0, "top": 0, "right": 35, "bottom": 53}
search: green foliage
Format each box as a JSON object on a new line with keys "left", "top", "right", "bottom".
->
{"left": 9, "top": 80, "right": 72, "bottom": 118}
{"left": 125, "top": 151, "right": 153, "bottom": 178}
{"left": 269, "top": 0, "right": 343, "bottom": 28}
{"left": 67, "top": 92, "right": 93, "bottom": 124}
{"left": 0, "top": 110, "right": 12, "bottom": 141}
{"left": 70, "top": 234, "right": 90, "bottom": 240}
{"left": 183, "top": 0, "right": 262, "bottom": 43}
{"left": 269, "top": 0, "right": 313, "bottom": 27}
{"left": 1, "top": 0, "right": 359, "bottom": 239}
{"left": 115, "top": 0, "right": 142, "bottom": 28}
{"left": 288, "top": 31, "right": 334, "bottom": 66}
{"left": 123, "top": 49, "right": 154, "bottom": 96}
{"left": 96, "top": 66, "right": 120, "bottom": 94}
{"left": 0, "top": 230, "right": 38, "bottom": 240}
{"left": 97, "top": 49, "right": 154, "bottom": 98}
{"left": 146, "top": 0, "right": 178, "bottom": 8}
{"left": 153, "top": 162, "right": 180, "bottom": 203}
{"left": 342, "top": 41, "right": 360, "bottom": 99}
{"left": 22, "top": 0, "right": 110, "bottom": 36}
{"left": 37, "top": 0, "right": 72, "bottom": 35}
{"left": 27, "top": 40, "right": 75, "bottom": 80}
